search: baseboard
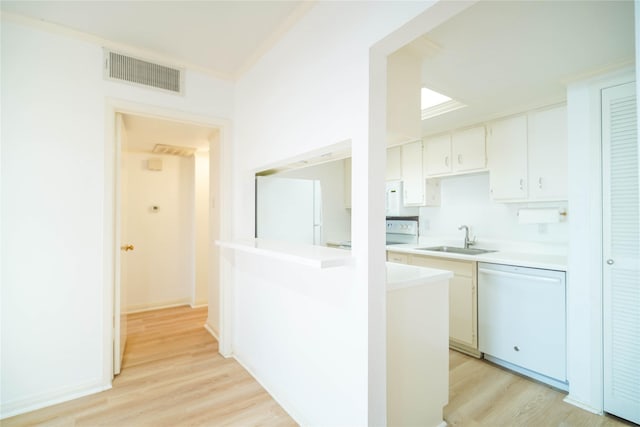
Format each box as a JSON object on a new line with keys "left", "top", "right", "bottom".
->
{"left": 190, "top": 303, "right": 209, "bottom": 309}
{"left": 0, "top": 380, "right": 111, "bottom": 420}
{"left": 233, "top": 353, "right": 308, "bottom": 427}
{"left": 126, "top": 299, "right": 191, "bottom": 314}
{"left": 563, "top": 395, "right": 603, "bottom": 415}
{"left": 203, "top": 322, "right": 219, "bottom": 341}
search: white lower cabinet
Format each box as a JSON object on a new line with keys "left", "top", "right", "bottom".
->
{"left": 478, "top": 263, "right": 567, "bottom": 390}
{"left": 387, "top": 251, "right": 480, "bottom": 357}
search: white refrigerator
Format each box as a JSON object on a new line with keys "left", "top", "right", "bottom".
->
{"left": 255, "top": 176, "right": 323, "bottom": 245}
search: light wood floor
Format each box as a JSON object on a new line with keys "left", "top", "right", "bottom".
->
{"left": 4, "top": 306, "right": 636, "bottom": 427}
{"left": 3, "top": 306, "right": 296, "bottom": 427}
{"left": 445, "top": 350, "right": 635, "bottom": 427}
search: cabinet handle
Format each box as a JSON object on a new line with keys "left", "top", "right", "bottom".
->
{"left": 514, "top": 345, "right": 520, "bottom": 352}
{"left": 445, "top": 156, "right": 449, "bottom": 167}
{"left": 607, "top": 259, "right": 615, "bottom": 265}
{"left": 478, "top": 268, "right": 563, "bottom": 283}
{"left": 519, "top": 179, "right": 524, "bottom": 191}
{"left": 458, "top": 154, "right": 462, "bottom": 164}
{"left": 538, "top": 177, "right": 543, "bottom": 189}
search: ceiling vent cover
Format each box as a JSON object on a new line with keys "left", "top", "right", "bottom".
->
{"left": 105, "top": 50, "right": 183, "bottom": 95}
{"left": 152, "top": 144, "right": 197, "bottom": 157}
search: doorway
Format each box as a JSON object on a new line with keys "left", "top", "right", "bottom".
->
{"left": 105, "top": 102, "right": 230, "bottom": 379}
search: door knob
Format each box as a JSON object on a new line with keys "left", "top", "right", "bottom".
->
{"left": 121, "top": 244, "right": 134, "bottom": 251}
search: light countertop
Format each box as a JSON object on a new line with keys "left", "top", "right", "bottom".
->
{"left": 387, "top": 244, "right": 567, "bottom": 271}
{"left": 216, "top": 238, "right": 354, "bottom": 268}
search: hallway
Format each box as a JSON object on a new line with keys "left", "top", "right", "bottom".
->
{"left": 4, "top": 306, "right": 296, "bottom": 426}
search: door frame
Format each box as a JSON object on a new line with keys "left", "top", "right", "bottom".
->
{"left": 102, "top": 98, "right": 234, "bottom": 384}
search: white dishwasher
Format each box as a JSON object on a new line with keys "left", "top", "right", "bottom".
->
{"left": 478, "top": 262, "right": 567, "bottom": 390}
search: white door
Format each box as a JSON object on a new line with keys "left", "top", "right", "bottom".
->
{"left": 602, "top": 82, "right": 640, "bottom": 424}
{"left": 114, "top": 113, "right": 129, "bottom": 376}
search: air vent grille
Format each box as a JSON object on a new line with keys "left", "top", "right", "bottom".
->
{"left": 105, "top": 50, "right": 182, "bottom": 94}
{"left": 152, "top": 144, "right": 197, "bottom": 157}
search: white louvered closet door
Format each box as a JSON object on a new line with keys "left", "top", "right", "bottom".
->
{"left": 602, "top": 81, "right": 640, "bottom": 424}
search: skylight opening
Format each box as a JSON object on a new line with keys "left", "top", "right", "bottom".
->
{"left": 421, "top": 87, "right": 466, "bottom": 120}
{"left": 421, "top": 87, "right": 452, "bottom": 110}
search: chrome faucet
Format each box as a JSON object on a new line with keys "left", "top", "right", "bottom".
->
{"left": 458, "top": 225, "right": 476, "bottom": 248}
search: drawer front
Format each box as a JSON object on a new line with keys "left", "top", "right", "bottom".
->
{"left": 387, "top": 252, "right": 409, "bottom": 264}
{"left": 409, "top": 254, "right": 474, "bottom": 277}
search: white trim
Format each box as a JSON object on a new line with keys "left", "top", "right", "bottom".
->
{"left": 232, "top": 354, "right": 307, "bottom": 427}
{"left": 0, "top": 380, "right": 111, "bottom": 420}
{"left": 126, "top": 301, "right": 191, "bottom": 314}
{"left": 562, "top": 396, "right": 604, "bottom": 415}
{"left": 203, "top": 322, "right": 219, "bottom": 341}
{"left": 103, "top": 98, "right": 234, "bottom": 390}
{"left": 190, "top": 303, "right": 209, "bottom": 309}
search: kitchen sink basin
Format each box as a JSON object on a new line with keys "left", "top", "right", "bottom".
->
{"left": 416, "top": 246, "right": 497, "bottom": 255}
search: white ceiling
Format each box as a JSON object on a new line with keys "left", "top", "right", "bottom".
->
{"left": 407, "top": 0, "right": 635, "bottom": 136}
{"left": 0, "top": 0, "right": 308, "bottom": 79}
{"left": 122, "top": 114, "right": 218, "bottom": 153}
{"left": 3, "top": 0, "right": 635, "bottom": 144}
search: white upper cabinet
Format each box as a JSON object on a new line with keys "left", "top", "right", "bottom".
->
{"left": 527, "top": 105, "right": 568, "bottom": 201}
{"left": 452, "top": 126, "right": 486, "bottom": 172}
{"left": 401, "top": 140, "right": 425, "bottom": 206}
{"left": 424, "top": 126, "right": 486, "bottom": 177}
{"left": 487, "top": 105, "right": 568, "bottom": 202}
{"left": 424, "top": 134, "right": 452, "bottom": 176}
{"left": 487, "top": 114, "right": 528, "bottom": 201}
{"left": 386, "top": 146, "right": 402, "bottom": 181}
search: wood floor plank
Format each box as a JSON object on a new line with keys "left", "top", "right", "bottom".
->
{"left": 3, "top": 306, "right": 297, "bottom": 427}
{"left": 5, "top": 306, "right": 637, "bottom": 426}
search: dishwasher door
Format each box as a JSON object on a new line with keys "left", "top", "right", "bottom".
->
{"left": 478, "top": 262, "right": 566, "bottom": 384}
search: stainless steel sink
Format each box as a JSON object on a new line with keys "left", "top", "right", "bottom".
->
{"left": 415, "top": 246, "right": 497, "bottom": 255}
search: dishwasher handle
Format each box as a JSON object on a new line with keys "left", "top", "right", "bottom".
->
{"left": 478, "top": 268, "right": 562, "bottom": 283}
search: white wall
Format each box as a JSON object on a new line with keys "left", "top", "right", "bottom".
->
{"left": 418, "top": 173, "right": 568, "bottom": 249}
{"left": 123, "top": 153, "right": 194, "bottom": 312}
{"left": 0, "top": 17, "right": 233, "bottom": 417}
{"left": 230, "top": 1, "right": 461, "bottom": 425}
{"left": 279, "top": 159, "right": 351, "bottom": 244}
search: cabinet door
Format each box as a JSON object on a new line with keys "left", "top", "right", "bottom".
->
{"left": 423, "top": 134, "right": 451, "bottom": 176}
{"left": 386, "top": 146, "right": 402, "bottom": 181}
{"left": 409, "top": 255, "right": 476, "bottom": 349}
{"left": 487, "top": 115, "right": 528, "bottom": 201}
{"left": 528, "top": 105, "right": 568, "bottom": 201}
{"left": 401, "top": 141, "right": 425, "bottom": 206}
{"left": 452, "top": 126, "right": 486, "bottom": 172}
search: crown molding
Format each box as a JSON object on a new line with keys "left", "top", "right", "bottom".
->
{"left": 1, "top": 11, "right": 235, "bottom": 81}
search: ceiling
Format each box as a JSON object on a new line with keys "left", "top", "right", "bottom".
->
{"left": 122, "top": 114, "right": 218, "bottom": 154}
{"left": 0, "top": 0, "right": 309, "bottom": 80}
{"left": 405, "top": 0, "right": 636, "bottom": 137}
